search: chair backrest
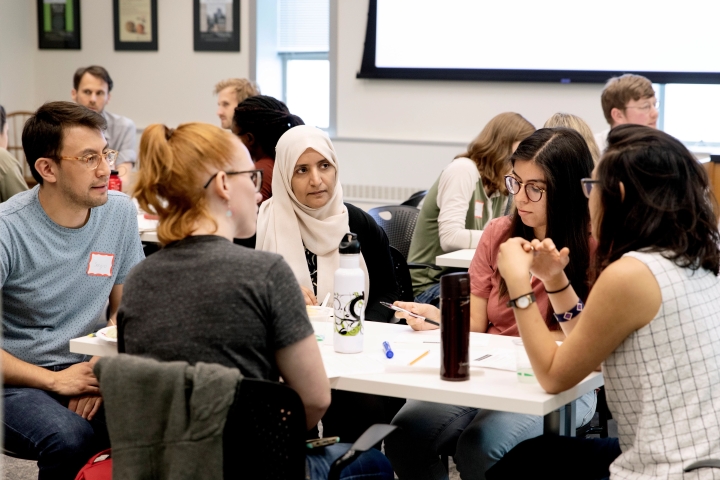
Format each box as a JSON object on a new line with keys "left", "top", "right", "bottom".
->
{"left": 400, "top": 190, "right": 428, "bottom": 207}
{"left": 225, "top": 378, "right": 307, "bottom": 480}
{"left": 367, "top": 205, "right": 420, "bottom": 259}
{"left": 388, "top": 246, "right": 414, "bottom": 306}
{"left": 6, "top": 111, "right": 34, "bottom": 184}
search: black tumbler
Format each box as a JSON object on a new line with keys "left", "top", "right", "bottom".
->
{"left": 440, "top": 272, "right": 471, "bottom": 381}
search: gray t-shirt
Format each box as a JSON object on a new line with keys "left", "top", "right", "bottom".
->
{"left": 118, "top": 235, "right": 315, "bottom": 381}
{"left": 0, "top": 186, "right": 145, "bottom": 366}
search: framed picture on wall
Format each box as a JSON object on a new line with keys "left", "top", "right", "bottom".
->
{"left": 193, "top": 0, "right": 240, "bottom": 52}
{"left": 113, "top": 0, "right": 158, "bottom": 51}
{"left": 37, "top": 0, "right": 81, "bottom": 49}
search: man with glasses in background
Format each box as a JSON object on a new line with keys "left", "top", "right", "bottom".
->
{"left": 594, "top": 73, "right": 659, "bottom": 152}
{"left": 0, "top": 102, "right": 144, "bottom": 478}
{"left": 72, "top": 65, "right": 137, "bottom": 187}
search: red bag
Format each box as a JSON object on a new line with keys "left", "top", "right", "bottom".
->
{"left": 74, "top": 448, "right": 112, "bottom": 480}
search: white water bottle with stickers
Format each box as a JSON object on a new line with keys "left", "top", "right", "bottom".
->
{"left": 333, "top": 232, "right": 365, "bottom": 354}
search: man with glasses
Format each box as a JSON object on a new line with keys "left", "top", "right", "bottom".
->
{"left": 0, "top": 102, "right": 144, "bottom": 478}
{"left": 594, "top": 74, "right": 658, "bottom": 152}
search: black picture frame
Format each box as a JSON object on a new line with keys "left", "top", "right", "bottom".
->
{"left": 37, "top": 0, "right": 81, "bottom": 50}
{"left": 193, "top": 0, "right": 240, "bottom": 52}
{"left": 113, "top": 0, "right": 158, "bottom": 51}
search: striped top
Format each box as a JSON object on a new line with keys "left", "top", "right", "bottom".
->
{"left": 604, "top": 250, "right": 720, "bottom": 479}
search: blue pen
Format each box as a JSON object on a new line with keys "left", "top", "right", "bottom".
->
{"left": 382, "top": 341, "right": 394, "bottom": 359}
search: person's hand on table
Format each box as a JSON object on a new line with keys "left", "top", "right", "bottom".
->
{"left": 50, "top": 362, "right": 100, "bottom": 397}
{"left": 300, "top": 286, "right": 318, "bottom": 306}
{"left": 393, "top": 301, "right": 440, "bottom": 331}
{"left": 68, "top": 394, "right": 103, "bottom": 420}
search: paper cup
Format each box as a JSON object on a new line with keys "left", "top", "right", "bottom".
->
{"left": 307, "top": 306, "right": 334, "bottom": 339}
{"left": 512, "top": 338, "right": 537, "bottom": 383}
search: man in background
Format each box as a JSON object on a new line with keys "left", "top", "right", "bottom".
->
{"left": 72, "top": 66, "right": 137, "bottom": 173}
{"left": 595, "top": 73, "right": 659, "bottom": 151}
{"left": 214, "top": 78, "right": 260, "bottom": 129}
{"left": 0, "top": 104, "right": 28, "bottom": 201}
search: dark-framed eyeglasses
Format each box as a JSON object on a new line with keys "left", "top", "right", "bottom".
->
{"left": 203, "top": 169, "right": 263, "bottom": 192}
{"left": 580, "top": 178, "right": 600, "bottom": 198}
{"left": 504, "top": 175, "right": 545, "bottom": 202}
{"left": 59, "top": 150, "right": 118, "bottom": 170}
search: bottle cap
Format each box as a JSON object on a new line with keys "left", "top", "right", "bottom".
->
{"left": 338, "top": 232, "right": 361, "bottom": 254}
{"left": 110, "top": 170, "right": 119, "bottom": 175}
{"left": 440, "top": 272, "right": 470, "bottom": 299}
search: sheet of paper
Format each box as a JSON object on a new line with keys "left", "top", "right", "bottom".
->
{"left": 469, "top": 347, "right": 516, "bottom": 371}
{"left": 320, "top": 346, "right": 386, "bottom": 378}
{"left": 387, "top": 328, "right": 490, "bottom": 347}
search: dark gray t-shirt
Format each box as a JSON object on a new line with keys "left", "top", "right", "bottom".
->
{"left": 118, "top": 235, "right": 314, "bottom": 381}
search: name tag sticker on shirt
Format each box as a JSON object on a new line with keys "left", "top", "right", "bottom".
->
{"left": 87, "top": 252, "right": 115, "bottom": 277}
{"left": 474, "top": 201, "right": 484, "bottom": 219}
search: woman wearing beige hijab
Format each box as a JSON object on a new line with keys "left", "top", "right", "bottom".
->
{"left": 257, "top": 125, "right": 399, "bottom": 322}
{"left": 257, "top": 125, "right": 404, "bottom": 443}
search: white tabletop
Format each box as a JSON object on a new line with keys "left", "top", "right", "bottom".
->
{"left": 435, "top": 249, "right": 475, "bottom": 269}
{"left": 137, "top": 214, "right": 159, "bottom": 243}
{"left": 70, "top": 321, "right": 602, "bottom": 418}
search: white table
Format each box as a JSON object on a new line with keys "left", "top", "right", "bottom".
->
{"left": 137, "top": 214, "right": 159, "bottom": 243}
{"left": 70, "top": 321, "right": 602, "bottom": 436}
{"left": 435, "top": 249, "right": 475, "bottom": 268}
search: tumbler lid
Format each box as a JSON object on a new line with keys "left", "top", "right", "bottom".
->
{"left": 339, "top": 232, "right": 361, "bottom": 254}
{"left": 440, "top": 272, "right": 470, "bottom": 298}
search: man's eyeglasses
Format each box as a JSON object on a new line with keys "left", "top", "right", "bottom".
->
{"left": 624, "top": 101, "right": 659, "bottom": 113}
{"left": 59, "top": 150, "right": 118, "bottom": 170}
{"left": 504, "top": 175, "right": 545, "bottom": 202}
{"left": 580, "top": 178, "right": 600, "bottom": 198}
{"left": 203, "top": 169, "right": 263, "bottom": 192}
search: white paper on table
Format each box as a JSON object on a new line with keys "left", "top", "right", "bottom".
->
{"left": 320, "top": 345, "right": 386, "bottom": 378}
{"left": 469, "top": 347, "right": 516, "bottom": 371}
{"left": 137, "top": 215, "right": 158, "bottom": 233}
{"left": 387, "top": 328, "right": 491, "bottom": 347}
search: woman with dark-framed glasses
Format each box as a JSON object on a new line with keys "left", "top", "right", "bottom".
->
{"left": 385, "top": 128, "right": 597, "bottom": 480}
{"left": 117, "top": 122, "right": 393, "bottom": 479}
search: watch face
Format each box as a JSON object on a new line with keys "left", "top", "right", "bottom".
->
{"left": 517, "top": 296, "right": 530, "bottom": 309}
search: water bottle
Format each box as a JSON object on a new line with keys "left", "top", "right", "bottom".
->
{"left": 109, "top": 170, "right": 122, "bottom": 192}
{"left": 333, "top": 232, "right": 365, "bottom": 353}
{"left": 440, "top": 272, "right": 471, "bottom": 381}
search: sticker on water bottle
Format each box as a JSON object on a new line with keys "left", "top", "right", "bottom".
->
{"left": 334, "top": 291, "right": 365, "bottom": 336}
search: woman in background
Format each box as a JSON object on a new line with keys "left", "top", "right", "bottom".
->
{"left": 232, "top": 95, "right": 304, "bottom": 203}
{"left": 409, "top": 112, "right": 535, "bottom": 306}
{"left": 488, "top": 125, "right": 720, "bottom": 479}
{"left": 119, "top": 122, "right": 393, "bottom": 479}
{"left": 544, "top": 112, "right": 601, "bottom": 163}
{"left": 386, "top": 128, "right": 596, "bottom": 480}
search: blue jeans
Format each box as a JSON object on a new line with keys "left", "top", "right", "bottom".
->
{"left": 385, "top": 392, "right": 596, "bottom": 480}
{"left": 306, "top": 443, "right": 395, "bottom": 479}
{"left": 415, "top": 283, "right": 441, "bottom": 307}
{"left": 4, "top": 384, "right": 110, "bottom": 480}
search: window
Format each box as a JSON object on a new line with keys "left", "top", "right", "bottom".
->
{"left": 278, "top": 0, "right": 329, "bottom": 129}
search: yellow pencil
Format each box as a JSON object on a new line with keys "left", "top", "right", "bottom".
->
{"left": 408, "top": 350, "right": 430, "bottom": 366}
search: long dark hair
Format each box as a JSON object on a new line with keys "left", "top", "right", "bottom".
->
{"left": 593, "top": 124, "right": 720, "bottom": 278}
{"left": 499, "top": 128, "right": 594, "bottom": 308}
{"left": 232, "top": 95, "right": 304, "bottom": 160}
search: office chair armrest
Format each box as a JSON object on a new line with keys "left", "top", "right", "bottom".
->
{"left": 407, "top": 262, "right": 443, "bottom": 271}
{"left": 684, "top": 459, "right": 720, "bottom": 472}
{"left": 327, "top": 424, "right": 397, "bottom": 480}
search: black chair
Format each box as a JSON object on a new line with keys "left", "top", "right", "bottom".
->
{"left": 400, "top": 190, "right": 428, "bottom": 207}
{"left": 367, "top": 205, "right": 421, "bottom": 259}
{"left": 685, "top": 459, "right": 720, "bottom": 472}
{"left": 576, "top": 387, "right": 612, "bottom": 438}
{"left": 328, "top": 424, "right": 397, "bottom": 480}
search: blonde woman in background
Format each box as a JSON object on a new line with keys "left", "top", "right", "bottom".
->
{"left": 544, "top": 112, "right": 601, "bottom": 163}
{"left": 409, "top": 112, "right": 535, "bottom": 306}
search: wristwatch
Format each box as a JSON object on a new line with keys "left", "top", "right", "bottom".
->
{"left": 506, "top": 292, "right": 536, "bottom": 309}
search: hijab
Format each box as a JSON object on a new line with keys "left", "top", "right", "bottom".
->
{"left": 256, "top": 125, "right": 369, "bottom": 302}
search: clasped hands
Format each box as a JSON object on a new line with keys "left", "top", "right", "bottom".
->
{"left": 497, "top": 237, "right": 570, "bottom": 292}
{"left": 53, "top": 358, "right": 103, "bottom": 421}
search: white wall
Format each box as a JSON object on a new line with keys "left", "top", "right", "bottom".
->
{"left": 333, "top": 0, "right": 608, "bottom": 195}
{"left": 0, "top": 0, "right": 36, "bottom": 113}
{"left": 1, "top": 0, "right": 251, "bottom": 128}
